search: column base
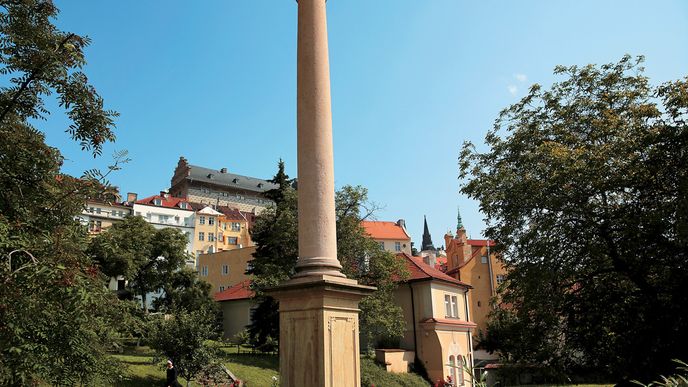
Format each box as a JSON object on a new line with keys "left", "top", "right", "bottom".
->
{"left": 268, "top": 277, "right": 375, "bottom": 387}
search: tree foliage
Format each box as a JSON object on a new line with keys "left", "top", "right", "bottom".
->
{"left": 248, "top": 161, "right": 408, "bottom": 348}
{"left": 88, "top": 215, "right": 191, "bottom": 311}
{"left": 149, "top": 311, "right": 222, "bottom": 387}
{"left": 0, "top": 1, "right": 122, "bottom": 384}
{"left": 460, "top": 56, "right": 688, "bottom": 383}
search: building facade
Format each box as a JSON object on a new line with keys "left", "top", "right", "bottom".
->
{"left": 361, "top": 219, "right": 412, "bottom": 255}
{"left": 444, "top": 214, "right": 507, "bottom": 360}
{"left": 132, "top": 192, "right": 196, "bottom": 261}
{"left": 169, "top": 156, "right": 277, "bottom": 214}
{"left": 190, "top": 204, "right": 253, "bottom": 259}
{"left": 394, "top": 253, "right": 475, "bottom": 385}
{"left": 79, "top": 200, "right": 132, "bottom": 235}
{"left": 196, "top": 246, "right": 255, "bottom": 294}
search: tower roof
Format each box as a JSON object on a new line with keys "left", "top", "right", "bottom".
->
{"left": 421, "top": 215, "right": 435, "bottom": 251}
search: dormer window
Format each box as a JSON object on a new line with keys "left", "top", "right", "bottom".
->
{"left": 232, "top": 178, "right": 239, "bottom": 183}
{"left": 179, "top": 202, "right": 188, "bottom": 209}
{"left": 207, "top": 173, "right": 214, "bottom": 179}
{"left": 154, "top": 198, "right": 162, "bottom": 206}
{"left": 257, "top": 183, "right": 263, "bottom": 188}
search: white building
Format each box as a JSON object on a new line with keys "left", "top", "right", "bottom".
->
{"left": 132, "top": 192, "right": 196, "bottom": 264}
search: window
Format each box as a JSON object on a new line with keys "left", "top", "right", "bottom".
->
{"left": 218, "top": 232, "right": 224, "bottom": 241}
{"left": 394, "top": 241, "right": 401, "bottom": 252}
{"left": 449, "top": 356, "right": 457, "bottom": 386}
{"left": 223, "top": 223, "right": 227, "bottom": 230}
{"left": 477, "top": 300, "right": 482, "bottom": 307}
{"left": 201, "top": 266, "right": 208, "bottom": 276}
{"left": 174, "top": 216, "right": 180, "bottom": 223}
{"left": 222, "top": 265, "right": 229, "bottom": 275}
{"left": 378, "top": 241, "right": 384, "bottom": 250}
{"left": 88, "top": 207, "right": 95, "bottom": 213}
{"left": 154, "top": 198, "right": 162, "bottom": 206}
{"left": 199, "top": 216, "right": 206, "bottom": 225}
{"left": 198, "top": 232, "right": 205, "bottom": 241}
{"left": 247, "top": 261, "right": 253, "bottom": 272}
{"left": 117, "top": 279, "right": 126, "bottom": 291}
{"left": 159, "top": 215, "right": 169, "bottom": 223}
{"left": 231, "top": 222, "right": 241, "bottom": 231}
{"left": 209, "top": 217, "right": 215, "bottom": 226}
{"left": 227, "top": 237, "right": 238, "bottom": 245}
{"left": 179, "top": 202, "right": 188, "bottom": 209}
{"left": 219, "top": 286, "right": 225, "bottom": 292}
{"left": 95, "top": 208, "right": 101, "bottom": 214}
{"left": 451, "top": 296, "right": 459, "bottom": 318}
{"left": 481, "top": 255, "right": 488, "bottom": 264}
{"left": 445, "top": 294, "right": 459, "bottom": 318}
{"left": 496, "top": 274, "right": 505, "bottom": 285}
{"left": 208, "top": 233, "right": 215, "bottom": 242}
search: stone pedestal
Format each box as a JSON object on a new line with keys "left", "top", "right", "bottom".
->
{"left": 269, "top": 276, "right": 374, "bottom": 387}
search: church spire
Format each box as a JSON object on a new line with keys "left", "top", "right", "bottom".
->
{"left": 421, "top": 215, "right": 435, "bottom": 251}
{"left": 457, "top": 206, "right": 464, "bottom": 231}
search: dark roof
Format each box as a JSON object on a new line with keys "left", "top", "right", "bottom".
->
{"left": 186, "top": 164, "right": 278, "bottom": 193}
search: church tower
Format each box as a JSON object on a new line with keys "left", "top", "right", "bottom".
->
{"left": 421, "top": 215, "right": 436, "bottom": 251}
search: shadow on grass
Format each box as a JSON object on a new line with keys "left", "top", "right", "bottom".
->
{"left": 114, "top": 375, "right": 163, "bottom": 387}
{"left": 224, "top": 352, "right": 279, "bottom": 371}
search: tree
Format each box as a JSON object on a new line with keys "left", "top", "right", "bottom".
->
{"left": 459, "top": 55, "right": 688, "bottom": 383}
{"left": 149, "top": 311, "right": 222, "bottom": 387}
{"left": 246, "top": 161, "right": 298, "bottom": 346}
{"left": 153, "top": 266, "right": 217, "bottom": 316}
{"left": 0, "top": 1, "right": 122, "bottom": 384}
{"left": 88, "top": 215, "right": 191, "bottom": 312}
{"left": 248, "top": 161, "right": 408, "bottom": 349}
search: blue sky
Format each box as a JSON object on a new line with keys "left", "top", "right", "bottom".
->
{"left": 44, "top": 1, "right": 688, "bottom": 247}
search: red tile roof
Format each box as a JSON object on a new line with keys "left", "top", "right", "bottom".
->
{"left": 135, "top": 194, "right": 193, "bottom": 210}
{"left": 467, "top": 239, "right": 496, "bottom": 247}
{"left": 361, "top": 221, "right": 411, "bottom": 241}
{"left": 214, "top": 280, "right": 254, "bottom": 301}
{"left": 396, "top": 253, "right": 470, "bottom": 288}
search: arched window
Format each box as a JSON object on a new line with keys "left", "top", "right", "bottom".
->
{"left": 448, "top": 355, "right": 457, "bottom": 385}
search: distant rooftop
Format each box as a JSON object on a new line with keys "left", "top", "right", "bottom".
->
{"left": 361, "top": 220, "right": 411, "bottom": 241}
{"left": 182, "top": 162, "right": 278, "bottom": 194}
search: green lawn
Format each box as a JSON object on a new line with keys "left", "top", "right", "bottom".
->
{"left": 111, "top": 346, "right": 278, "bottom": 387}
{"left": 111, "top": 347, "right": 613, "bottom": 387}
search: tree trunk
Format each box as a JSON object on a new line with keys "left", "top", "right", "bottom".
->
{"left": 141, "top": 290, "right": 148, "bottom": 314}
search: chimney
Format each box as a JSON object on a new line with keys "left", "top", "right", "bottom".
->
{"left": 396, "top": 219, "right": 406, "bottom": 230}
{"left": 160, "top": 190, "right": 170, "bottom": 198}
{"left": 127, "top": 192, "right": 138, "bottom": 203}
{"left": 220, "top": 168, "right": 227, "bottom": 173}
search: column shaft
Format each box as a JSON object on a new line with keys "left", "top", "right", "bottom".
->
{"left": 295, "top": 0, "right": 343, "bottom": 277}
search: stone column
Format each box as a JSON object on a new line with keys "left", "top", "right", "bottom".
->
{"left": 294, "top": 0, "right": 342, "bottom": 278}
{"left": 268, "top": 1, "right": 375, "bottom": 386}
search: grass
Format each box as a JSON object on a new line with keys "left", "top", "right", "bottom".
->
{"left": 109, "top": 345, "right": 279, "bottom": 387}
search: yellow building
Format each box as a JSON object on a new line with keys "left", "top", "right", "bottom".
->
{"left": 393, "top": 253, "right": 476, "bottom": 385}
{"left": 191, "top": 205, "right": 253, "bottom": 260}
{"left": 197, "top": 246, "right": 255, "bottom": 294}
{"left": 444, "top": 223, "right": 507, "bottom": 360}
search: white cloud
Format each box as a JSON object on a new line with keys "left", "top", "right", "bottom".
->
{"left": 507, "top": 85, "right": 518, "bottom": 95}
{"left": 515, "top": 73, "right": 527, "bottom": 82}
